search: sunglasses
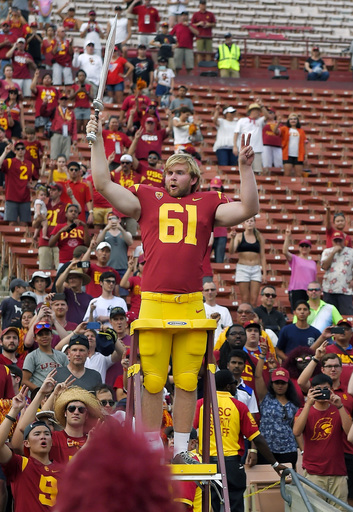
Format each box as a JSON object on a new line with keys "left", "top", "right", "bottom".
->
{"left": 308, "top": 288, "right": 320, "bottom": 292}
{"left": 104, "top": 279, "right": 116, "bottom": 284}
{"left": 295, "top": 356, "right": 312, "bottom": 363}
{"left": 146, "top": 121, "right": 154, "bottom": 124}
{"left": 66, "top": 405, "right": 87, "bottom": 414}
{"left": 35, "top": 323, "right": 51, "bottom": 330}
{"left": 16, "top": 146, "right": 25, "bottom": 150}
{"left": 100, "top": 400, "right": 115, "bottom": 407}
{"left": 264, "top": 293, "right": 276, "bottom": 298}
{"left": 299, "top": 244, "right": 310, "bottom": 248}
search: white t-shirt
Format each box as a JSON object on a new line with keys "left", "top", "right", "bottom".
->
{"left": 204, "top": 303, "right": 233, "bottom": 344}
{"left": 34, "top": 198, "right": 47, "bottom": 219}
{"left": 72, "top": 52, "right": 103, "bottom": 86}
{"left": 85, "top": 351, "right": 114, "bottom": 383}
{"left": 234, "top": 116, "right": 266, "bottom": 153}
{"left": 109, "top": 16, "right": 129, "bottom": 44}
{"left": 288, "top": 128, "right": 300, "bottom": 157}
{"left": 173, "top": 115, "right": 193, "bottom": 145}
{"left": 213, "top": 117, "right": 239, "bottom": 151}
{"left": 80, "top": 22, "right": 103, "bottom": 53}
{"left": 154, "top": 68, "right": 175, "bottom": 87}
{"left": 83, "top": 296, "right": 127, "bottom": 327}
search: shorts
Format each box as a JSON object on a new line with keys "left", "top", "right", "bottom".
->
{"left": 174, "top": 48, "right": 194, "bottom": 70}
{"left": 93, "top": 207, "right": 113, "bottom": 225}
{"left": 4, "top": 200, "right": 31, "bottom": 223}
{"left": 74, "top": 107, "right": 91, "bottom": 120}
{"left": 138, "top": 291, "right": 207, "bottom": 393}
{"left": 235, "top": 263, "right": 262, "bottom": 283}
{"left": 106, "top": 82, "right": 124, "bottom": 92}
{"left": 38, "top": 13, "right": 51, "bottom": 24}
{"left": 155, "top": 84, "right": 170, "bottom": 96}
{"left": 284, "top": 156, "right": 303, "bottom": 165}
{"left": 196, "top": 38, "right": 213, "bottom": 53}
{"left": 34, "top": 115, "right": 50, "bottom": 128}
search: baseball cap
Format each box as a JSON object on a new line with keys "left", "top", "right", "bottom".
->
{"left": 86, "top": 41, "right": 95, "bottom": 46}
{"left": 1, "top": 327, "right": 20, "bottom": 339}
{"left": 30, "top": 21, "right": 38, "bottom": 27}
{"left": 20, "top": 291, "right": 37, "bottom": 302}
{"left": 210, "top": 177, "right": 222, "bottom": 189}
{"left": 138, "top": 43, "right": 146, "bottom": 49}
{"left": 299, "top": 239, "right": 312, "bottom": 247}
{"left": 14, "top": 140, "right": 25, "bottom": 148}
{"left": 68, "top": 333, "right": 89, "bottom": 349}
{"left": 138, "top": 254, "right": 146, "bottom": 264}
{"left": 9, "top": 278, "right": 28, "bottom": 292}
{"left": 115, "top": 5, "right": 122, "bottom": 10}
{"left": 89, "top": 10, "right": 96, "bottom": 15}
{"left": 51, "top": 293, "right": 66, "bottom": 302}
{"left": 146, "top": 117, "right": 155, "bottom": 123}
{"left": 49, "top": 182, "right": 63, "bottom": 191}
{"left": 95, "top": 328, "right": 117, "bottom": 356}
{"left": 224, "top": 33, "right": 232, "bottom": 38}
{"left": 24, "top": 421, "right": 51, "bottom": 440}
{"left": 161, "top": 21, "right": 168, "bottom": 27}
{"left": 180, "top": 10, "right": 189, "bottom": 14}
{"left": 244, "top": 320, "right": 261, "bottom": 332}
{"left": 223, "top": 106, "right": 236, "bottom": 115}
{"left": 120, "top": 154, "right": 133, "bottom": 163}
{"left": 337, "top": 319, "right": 352, "bottom": 328}
{"left": 110, "top": 307, "right": 126, "bottom": 318}
{"left": 312, "top": 46, "right": 319, "bottom": 51}
{"left": 332, "top": 231, "right": 344, "bottom": 241}
{"left": 34, "top": 323, "right": 53, "bottom": 335}
{"left": 1, "top": 21, "right": 9, "bottom": 26}
{"left": 96, "top": 241, "right": 111, "bottom": 251}
{"left": 59, "top": 94, "right": 68, "bottom": 100}
{"left": 16, "top": 37, "right": 25, "bottom": 43}
{"left": 271, "top": 368, "right": 290, "bottom": 383}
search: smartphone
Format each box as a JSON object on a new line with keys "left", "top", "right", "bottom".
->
{"left": 77, "top": 261, "right": 90, "bottom": 268}
{"left": 315, "top": 388, "right": 330, "bottom": 400}
{"left": 67, "top": 223, "right": 77, "bottom": 232}
{"left": 331, "top": 326, "right": 345, "bottom": 334}
{"left": 86, "top": 321, "right": 100, "bottom": 329}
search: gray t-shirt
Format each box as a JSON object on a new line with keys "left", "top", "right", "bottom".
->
{"left": 54, "top": 366, "right": 102, "bottom": 391}
{"left": 169, "top": 97, "right": 194, "bottom": 114}
{"left": 23, "top": 349, "right": 68, "bottom": 389}
{"left": 105, "top": 231, "right": 129, "bottom": 270}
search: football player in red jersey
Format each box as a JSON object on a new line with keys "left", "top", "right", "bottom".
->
{"left": 87, "top": 115, "right": 258, "bottom": 459}
{"left": 0, "top": 386, "right": 63, "bottom": 512}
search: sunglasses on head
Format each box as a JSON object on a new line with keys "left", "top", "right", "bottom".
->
{"left": 264, "top": 293, "right": 276, "bottom": 298}
{"left": 36, "top": 323, "right": 51, "bottom": 329}
{"left": 66, "top": 405, "right": 87, "bottom": 414}
{"left": 100, "top": 400, "right": 115, "bottom": 407}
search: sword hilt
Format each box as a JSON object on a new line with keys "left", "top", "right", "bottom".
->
{"left": 87, "top": 99, "right": 105, "bottom": 147}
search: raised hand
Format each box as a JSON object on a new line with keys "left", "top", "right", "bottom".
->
{"left": 11, "top": 386, "right": 29, "bottom": 413}
{"left": 40, "top": 369, "right": 57, "bottom": 394}
{"left": 238, "top": 134, "right": 254, "bottom": 167}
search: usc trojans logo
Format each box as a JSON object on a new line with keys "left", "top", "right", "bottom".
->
{"left": 310, "top": 417, "right": 333, "bottom": 440}
{"left": 155, "top": 191, "right": 163, "bottom": 200}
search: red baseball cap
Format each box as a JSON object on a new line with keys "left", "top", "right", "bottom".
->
{"left": 271, "top": 368, "right": 289, "bottom": 382}
{"left": 243, "top": 320, "right": 261, "bottom": 331}
{"left": 210, "top": 177, "right": 222, "bottom": 189}
{"left": 332, "top": 231, "right": 344, "bottom": 241}
{"left": 34, "top": 323, "right": 52, "bottom": 335}
{"left": 299, "top": 239, "right": 312, "bottom": 247}
{"left": 0, "top": 327, "right": 20, "bottom": 339}
{"left": 337, "top": 319, "right": 352, "bottom": 328}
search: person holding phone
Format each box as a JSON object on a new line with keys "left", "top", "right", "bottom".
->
{"left": 293, "top": 373, "right": 351, "bottom": 510}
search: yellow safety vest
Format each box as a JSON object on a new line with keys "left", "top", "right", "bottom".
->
{"left": 217, "top": 44, "right": 240, "bottom": 71}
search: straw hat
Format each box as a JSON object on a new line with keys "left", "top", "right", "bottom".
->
{"left": 54, "top": 386, "right": 103, "bottom": 427}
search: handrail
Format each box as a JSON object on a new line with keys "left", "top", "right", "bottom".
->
{"left": 280, "top": 468, "right": 353, "bottom": 512}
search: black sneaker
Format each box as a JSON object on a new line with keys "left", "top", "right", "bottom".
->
{"left": 172, "top": 451, "right": 200, "bottom": 465}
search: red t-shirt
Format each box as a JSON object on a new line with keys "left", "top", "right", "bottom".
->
{"left": 72, "top": 83, "right": 91, "bottom": 108}
{"left": 34, "top": 85, "right": 59, "bottom": 117}
{"left": 190, "top": 11, "right": 216, "bottom": 38}
{"left": 107, "top": 57, "right": 127, "bottom": 85}
{"left": 170, "top": 23, "right": 196, "bottom": 49}
{"left": 326, "top": 226, "right": 352, "bottom": 248}
{"left": 0, "top": 33, "right": 15, "bottom": 59}
{"left": 2, "top": 453, "right": 63, "bottom": 512}
{"left": 121, "top": 94, "right": 151, "bottom": 122}
{"left": 41, "top": 38, "right": 56, "bottom": 67}
{"left": 50, "top": 430, "right": 87, "bottom": 463}
{"left": 335, "top": 385, "right": 353, "bottom": 455}
{"left": 135, "top": 128, "right": 167, "bottom": 160}
{"left": 127, "top": 275, "right": 141, "bottom": 314}
{"left": 132, "top": 5, "right": 160, "bottom": 33}
{"left": 113, "top": 169, "right": 141, "bottom": 189}
{"left": 113, "top": 374, "right": 124, "bottom": 389}
{"left": 325, "top": 344, "right": 353, "bottom": 388}
{"left": 262, "top": 122, "right": 282, "bottom": 147}
{"left": 50, "top": 223, "right": 86, "bottom": 263}
{"left": 86, "top": 174, "right": 111, "bottom": 208}
{"left": 0, "top": 353, "right": 26, "bottom": 369}
{"left": 130, "top": 185, "right": 229, "bottom": 293}
{"left": 63, "top": 17, "right": 77, "bottom": 30}
{"left": 0, "top": 80, "right": 21, "bottom": 100}
{"left": 9, "top": 21, "right": 30, "bottom": 40}
{"left": 23, "top": 140, "right": 43, "bottom": 170}
{"left": 0, "top": 113, "right": 12, "bottom": 139}
{"left": 295, "top": 404, "right": 347, "bottom": 476}
{"left": 12, "top": 50, "right": 33, "bottom": 79}
{"left": 54, "top": 39, "right": 72, "bottom": 67}
{"left": 86, "top": 263, "right": 121, "bottom": 298}
{"left": 59, "top": 181, "right": 91, "bottom": 222}
{"left": 2, "top": 157, "right": 36, "bottom": 202}
{"left": 138, "top": 161, "right": 164, "bottom": 187}
{"left": 38, "top": 200, "right": 67, "bottom": 247}
{"left": 102, "top": 129, "right": 131, "bottom": 164}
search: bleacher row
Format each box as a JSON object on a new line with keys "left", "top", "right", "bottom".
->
{"left": 47, "top": 0, "right": 353, "bottom": 56}
{"left": 1, "top": 80, "right": 352, "bottom": 316}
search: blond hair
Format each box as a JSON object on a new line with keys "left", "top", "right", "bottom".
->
{"left": 164, "top": 153, "right": 201, "bottom": 193}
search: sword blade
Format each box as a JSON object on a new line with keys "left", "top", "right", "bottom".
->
{"left": 95, "top": 14, "right": 117, "bottom": 105}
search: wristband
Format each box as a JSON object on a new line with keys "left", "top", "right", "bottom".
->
{"left": 89, "top": 210, "right": 93, "bottom": 214}
{"left": 312, "top": 357, "right": 319, "bottom": 364}
{"left": 300, "top": 450, "right": 304, "bottom": 455}
{"left": 249, "top": 449, "right": 258, "bottom": 454}
{"left": 259, "top": 355, "right": 266, "bottom": 360}
{"left": 271, "top": 461, "right": 280, "bottom": 468}
{"left": 5, "top": 414, "right": 16, "bottom": 422}
{"left": 337, "top": 405, "right": 343, "bottom": 409}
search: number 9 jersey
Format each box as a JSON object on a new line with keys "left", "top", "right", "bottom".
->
{"left": 130, "top": 184, "right": 230, "bottom": 294}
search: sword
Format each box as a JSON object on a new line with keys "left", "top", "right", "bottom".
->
{"left": 86, "top": 15, "right": 117, "bottom": 145}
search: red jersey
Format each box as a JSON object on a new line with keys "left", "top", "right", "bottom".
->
{"left": 0, "top": 364, "right": 14, "bottom": 398}
{"left": 135, "top": 128, "right": 167, "bottom": 160}
{"left": 50, "top": 430, "right": 87, "bottom": 463}
{"left": 6, "top": 101, "right": 20, "bottom": 121}
{"left": 2, "top": 453, "right": 62, "bottom": 512}
{"left": 0, "top": 353, "right": 26, "bottom": 369}
{"left": 2, "top": 157, "right": 36, "bottom": 202}
{"left": 102, "top": 129, "right": 131, "bottom": 164}
{"left": 107, "top": 57, "right": 127, "bottom": 85}
{"left": 262, "top": 122, "right": 282, "bottom": 147}
{"left": 38, "top": 200, "right": 67, "bottom": 247}
{"left": 40, "top": 104, "right": 77, "bottom": 141}
{"left": 41, "top": 38, "right": 56, "bottom": 67}
{"left": 325, "top": 343, "right": 353, "bottom": 388}
{"left": 130, "top": 186, "right": 229, "bottom": 293}
{"left": 8, "top": 21, "right": 30, "bottom": 40}
{"left": 127, "top": 275, "right": 141, "bottom": 314}
{"left": 326, "top": 226, "right": 352, "bottom": 248}
{"left": 12, "top": 50, "right": 33, "bottom": 79}
{"left": 0, "top": 32, "right": 15, "bottom": 59}
{"left": 86, "top": 263, "right": 121, "bottom": 298}
{"left": 170, "top": 23, "right": 196, "bottom": 49}
{"left": 113, "top": 169, "right": 141, "bottom": 189}
{"left": 121, "top": 94, "right": 151, "bottom": 122}
{"left": 0, "top": 80, "right": 21, "bottom": 100}
{"left": 132, "top": 5, "right": 160, "bottom": 33}
{"left": 113, "top": 374, "right": 124, "bottom": 389}
{"left": 24, "top": 139, "right": 43, "bottom": 170}
{"left": 335, "top": 385, "right": 353, "bottom": 455}
{"left": 0, "top": 112, "right": 12, "bottom": 139}
{"left": 86, "top": 174, "right": 111, "bottom": 208}
{"left": 34, "top": 85, "right": 59, "bottom": 117}
{"left": 191, "top": 11, "right": 216, "bottom": 38}
{"left": 138, "top": 161, "right": 164, "bottom": 187}
{"left": 295, "top": 404, "right": 347, "bottom": 476}
{"left": 59, "top": 180, "right": 91, "bottom": 222}
{"left": 72, "top": 83, "right": 91, "bottom": 108}
{"left": 53, "top": 39, "right": 72, "bottom": 67}
{"left": 50, "top": 223, "right": 86, "bottom": 263}
{"left": 63, "top": 17, "right": 77, "bottom": 30}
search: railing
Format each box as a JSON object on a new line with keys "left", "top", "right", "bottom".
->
{"left": 280, "top": 468, "right": 353, "bottom": 512}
